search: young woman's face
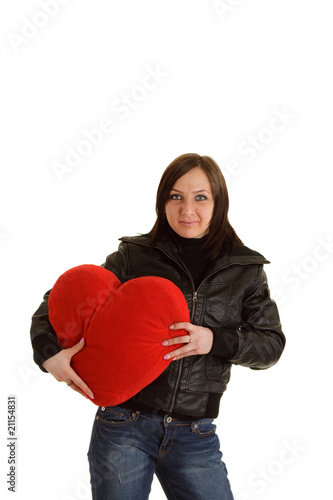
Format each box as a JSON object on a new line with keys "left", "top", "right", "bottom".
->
{"left": 165, "top": 167, "right": 215, "bottom": 239}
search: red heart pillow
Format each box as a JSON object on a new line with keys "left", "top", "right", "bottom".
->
{"left": 48, "top": 265, "right": 190, "bottom": 406}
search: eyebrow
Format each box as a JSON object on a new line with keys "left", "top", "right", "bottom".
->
{"left": 170, "top": 188, "right": 211, "bottom": 194}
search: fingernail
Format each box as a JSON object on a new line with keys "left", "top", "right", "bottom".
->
{"left": 162, "top": 341, "right": 168, "bottom": 346}
{"left": 169, "top": 324, "right": 174, "bottom": 329}
{"left": 164, "top": 354, "right": 170, "bottom": 360}
{"left": 80, "top": 338, "right": 84, "bottom": 343}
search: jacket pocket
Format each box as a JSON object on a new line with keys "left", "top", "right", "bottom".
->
{"left": 205, "top": 356, "right": 232, "bottom": 390}
{"left": 205, "top": 354, "right": 224, "bottom": 381}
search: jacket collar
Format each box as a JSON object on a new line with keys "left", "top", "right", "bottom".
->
{"left": 119, "top": 235, "right": 269, "bottom": 274}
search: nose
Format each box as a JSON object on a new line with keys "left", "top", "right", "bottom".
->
{"left": 180, "top": 199, "right": 195, "bottom": 215}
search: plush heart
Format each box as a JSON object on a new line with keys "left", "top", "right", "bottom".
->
{"left": 48, "top": 265, "right": 190, "bottom": 406}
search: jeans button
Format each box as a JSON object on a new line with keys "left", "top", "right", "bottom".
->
{"left": 166, "top": 416, "right": 172, "bottom": 423}
{"left": 193, "top": 423, "right": 198, "bottom": 430}
{"left": 101, "top": 407, "right": 105, "bottom": 411}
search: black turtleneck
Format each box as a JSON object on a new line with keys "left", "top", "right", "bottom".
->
{"left": 171, "top": 231, "right": 212, "bottom": 289}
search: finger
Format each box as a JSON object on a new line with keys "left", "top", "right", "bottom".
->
{"left": 164, "top": 344, "right": 194, "bottom": 360}
{"left": 66, "top": 368, "right": 94, "bottom": 399}
{"left": 169, "top": 322, "right": 192, "bottom": 331}
{"left": 66, "top": 337, "right": 85, "bottom": 356}
{"left": 71, "top": 377, "right": 94, "bottom": 399}
{"left": 162, "top": 335, "right": 190, "bottom": 346}
{"left": 67, "top": 382, "right": 90, "bottom": 399}
{"left": 171, "top": 350, "right": 197, "bottom": 361}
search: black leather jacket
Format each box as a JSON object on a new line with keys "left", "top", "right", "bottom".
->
{"left": 30, "top": 235, "right": 285, "bottom": 418}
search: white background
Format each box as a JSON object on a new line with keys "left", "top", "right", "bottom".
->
{"left": 1, "top": 1, "right": 332, "bottom": 499}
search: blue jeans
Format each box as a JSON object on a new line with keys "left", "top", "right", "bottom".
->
{"left": 87, "top": 405, "right": 234, "bottom": 499}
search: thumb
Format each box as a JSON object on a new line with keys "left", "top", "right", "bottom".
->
{"left": 68, "top": 337, "right": 85, "bottom": 355}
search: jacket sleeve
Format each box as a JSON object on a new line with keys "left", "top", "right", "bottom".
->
{"left": 30, "top": 290, "right": 63, "bottom": 372}
{"left": 103, "top": 241, "right": 128, "bottom": 282}
{"left": 211, "top": 266, "right": 285, "bottom": 369}
{"left": 30, "top": 242, "right": 128, "bottom": 371}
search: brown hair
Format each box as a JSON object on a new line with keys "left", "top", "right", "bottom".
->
{"left": 149, "top": 153, "right": 243, "bottom": 257}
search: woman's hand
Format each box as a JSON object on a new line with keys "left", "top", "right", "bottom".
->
{"left": 42, "top": 338, "right": 94, "bottom": 400}
{"left": 162, "top": 322, "right": 213, "bottom": 361}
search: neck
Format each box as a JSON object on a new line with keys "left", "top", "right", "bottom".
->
{"left": 170, "top": 228, "right": 208, "bottom": 245}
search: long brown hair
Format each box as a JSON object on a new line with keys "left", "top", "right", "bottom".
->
{"left": 149, "top": 153, "right": 243, "bottom": 257}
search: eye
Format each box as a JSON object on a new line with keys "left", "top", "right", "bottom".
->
{"left": 170, "top": 194, "right": 182, "bottom": 200}
{"left": 196, "top": 195, "right": 207, "bottom": 201}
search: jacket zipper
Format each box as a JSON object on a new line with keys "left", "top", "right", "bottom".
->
{"left": 166, "top": 261, "right": 197, "bottom": 413}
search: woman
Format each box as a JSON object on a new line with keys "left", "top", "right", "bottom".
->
{"left": 30, "top": 153, "right": 285, "bottom": 499}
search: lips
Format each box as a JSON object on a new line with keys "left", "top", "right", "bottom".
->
{"left": 179, "top": 221, "right": 198, "bottom": 225}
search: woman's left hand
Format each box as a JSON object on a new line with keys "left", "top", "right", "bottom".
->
{"left": 162, "top": 322, "right": 213, "bottom": 361}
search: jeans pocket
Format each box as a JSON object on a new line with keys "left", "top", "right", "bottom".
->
{"left": 191, "top": 418, "right": 216, "bottom": 437}
{"left": 96, "top": 406, "right": 136, "bottom": 427}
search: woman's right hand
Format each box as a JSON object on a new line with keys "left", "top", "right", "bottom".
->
{"left": 42, "top": 338, "right": 94, "bottom": 400}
